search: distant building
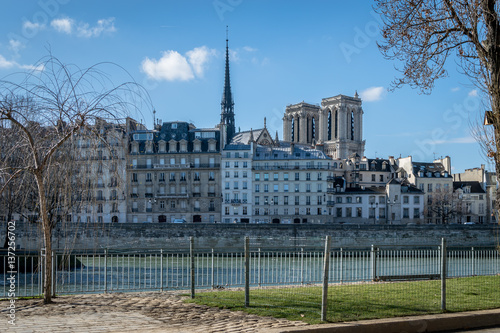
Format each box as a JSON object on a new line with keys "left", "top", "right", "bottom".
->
{"left": 283, "top": 93, "right": 365, "bottom": 159}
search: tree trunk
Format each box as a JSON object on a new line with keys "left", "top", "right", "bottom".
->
{"left": 35, "top": 172, "right": 52, "bottom": 304}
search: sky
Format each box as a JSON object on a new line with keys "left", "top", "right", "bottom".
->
{"left": 0, "top": 0, "right": 492, "bottom": 173}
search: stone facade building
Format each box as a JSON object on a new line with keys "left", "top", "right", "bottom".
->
{"left": 126, "top": 121, "right": 221, "bottom": 223}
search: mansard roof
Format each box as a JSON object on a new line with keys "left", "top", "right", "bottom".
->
{"left": 254, "top": 145, "right": 330, "bottom": 161}
{"left": 412, "top": 162, "right": 451, "bottom": 177}
{"left": 453, "top": 181, "right": 486, "bottom": 193}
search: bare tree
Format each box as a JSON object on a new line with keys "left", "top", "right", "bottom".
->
{"left": 374, "top": 0, "right": 500, "bottom": 219}
{"left": 0, "top": 55, "right": 149, "bottom": 303}
{"left": 425, "top": 188, "right": 465, "bottom": 224}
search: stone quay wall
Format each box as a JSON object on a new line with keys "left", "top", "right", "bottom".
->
{"left": 2, "top": 222, "right": 499, "bottom": 251}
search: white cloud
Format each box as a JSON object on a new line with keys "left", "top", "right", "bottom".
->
{"left": 51, "top": 18, "right": 73, "bottom": 34}
{"left": 451, "top": 87, "right": 460, "bottom": 92}
{"left": 0, "top": 55, "right": 16, "bottom": 69}
{"left": 243, "top": 46, "right": 257, "bottom": 52}
{"left": 49, "top": 17, "right": 115, "bottom": 38}
{"left": 8, "top": 39, "right": 25, "bottom": 53}
{"left": 77, "top": 18, "right": 116, "bottom": 38}
{"left": 430, "top": 136, "right": 476, "bottom": 145}
{"left": 468, "top": 89, "right": 478, "bottom": 97}
{"left": 142, "top": 51, "right": 194, "bottom": 81}
{"left": 360, "top": 86, "right": 385, "bottom": 102}
{"left": 0, "top": 54, "right": 43, "bottom": 71}
{"left": 186, "top": 46, "right": 216, "bottom": 77}
{"left": 23, "top": 20, "right": 45, "bottom": 31}
{"left": 142, "top": 46, "right": 216, "bottom": 82}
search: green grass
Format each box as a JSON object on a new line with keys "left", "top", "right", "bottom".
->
{"left": 186, "top": 276, "right": 500, "bottom": 324}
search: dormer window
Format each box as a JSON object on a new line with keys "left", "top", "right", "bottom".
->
{"left": 169, "top": 140, "right": 177, "bottom": 153}
{"left": 158, "top": 140, "right": 166, "bottom": 153}
{"left": 145, "top": 141, "right": 153, "bottom": 153}
{"left": 131, "top": 142, "right": 139, "bottom": 154}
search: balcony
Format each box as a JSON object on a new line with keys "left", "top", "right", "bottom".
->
{"left": 145, "top": 193, "right": 154, "bottom": 198}
{"left": 225, "top": 199, "right": 247, "bottom": 205}
{"left": 191, "top": 163, "right": 220, "bottom": 169}
{"left": 131, "top": 208, "right": 138, "bottom": 212}
{"left": 327, "top": 201, "right": 335, "bottom": 207}
{"left": 153, "top": 163, "right": 191, "bottom": 169}
{"left": 208, "top": 192, "right": 216, "bottom": 197}
{"left": 193, "top": 207, "right": 201, "bottom": 212}
{"left": 192, "top": 192, "right": 201, "bottom": 197}
{"left": 156, "top": 193, "right": 189, "bottom": 198}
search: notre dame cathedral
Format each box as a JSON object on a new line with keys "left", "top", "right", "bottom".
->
{"left": 282, "top": 93, "right": 365, "bottom": 159}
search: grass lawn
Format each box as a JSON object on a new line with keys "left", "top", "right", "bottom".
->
{"left": 185, "top": 275, "right": 500, "bottom": 324}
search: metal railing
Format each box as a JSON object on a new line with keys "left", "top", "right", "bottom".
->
{"left": 1, "top": 240, "right": 499, "bottom": 304}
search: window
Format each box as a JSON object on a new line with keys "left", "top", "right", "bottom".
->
{"left": 160, "top": 201, "right": 165, "bottom": 209}
{"left": 226, "top": 152, "right": 231, "bottom": 158}
{"left": 225, "top": 171, "right": 230, "bottom": 178}
{"left": 255, "top": 184, "right": 260, "bottom": 192}
{"left": 243, "top": 181, "right": 248, "bottom": 189}
{"left": 243, "top": 171, "right": 247, "bottom": 178}
{"left": 403, "top": 208, "right": 409, "bottom": 218}
{"left": 234, "top": 161, "right": 239, "bottom": 168}
{"left": 284, "top": 196, "right": 289, "bottom": 205}
{"left": 159, "top": 172, "right": 165, "bottom": 182}
{"left": 372, "top": 174, "right": 376, "bottom": 182}
{"left": 295, "top": 196, "right": 300, "bottom": 205}
{"left": 264, "top": 173, "right": 269, "bottom": 181}
{"left": 336, "top": 197, "right": 342, "bottom": 203}
{"left": 284, "top": 173, "right": 289, "bottom": 181}
{"left": 225, "top": 161, "right": 230, "bottom": 168}
{"left": 284, "top": 184, "right": 289, "bottom": 192}
{"left": 356, "top": 196, "right": 362, "bottom": 203}
{"left": 306, "top": 208, "right": 311, "bottom": 215}
{"left": 413, "top": 208, "right": 420, "bottom": 218}
{"left": 346, "top": 207, "right": 352, "bottom": 217}
{"left": 306, "top": 173, "right": 311, "bottom": 181}
{"left": 295, "top": 173, "right": 300, "bottom": 181}
{"left": 132, "top": 173, "right": 138, "bottom": 182}
{"left": 306, "top": 184, "right": 311, "bottom": 192}
{"left": 225, "top": 207, "right": 230, "bottom": 215}
{"left": 180, "top": 172, "right": 186, "bottom": 181}
{"left": 234, "top": 181, "right": 239, "bottom": 189}
{"left": 193, "top": 172, "right": 200, "bottom": 181}
{"left": 209, "top": 172, "right": 215, "bottom": 181}
{"left": 255, "top": 196, "right": 260, "bottom": 205}
{"left": 317, "top": 173, "right": 322, "bottom": 180}
{"left": 414, "top": 196, "right": 420, "bottom": 204}
{"left": 243, "top": 206, "right": 247, "bottom": 215}
{"left": 403, "top": 196, "right": 409, "bottom": 204}
{"left": 274, "top": 184, "right": 279, "bottom": 192}
{"left": 273, "top": 196, "right": 278, "bottom": 205}
{"left": 274, "top": 173, "right": 279, "bottom": 181}
{"left": 356, "top": 207, "right": 362, "bottom": 217}
{"left": 346, "top": 197, "right": 352, "bottom": 203}
{"left": 264, "top": 184, "right": 269, "bottom": 192}
{"left": 146, "top": 173, "right": 152, "bottom": 182}
{"left": 170, "top": 172, "right": 175, "bottom": 181}
{"left": 243, "top": 161, "right": 248, "bottom": 168}
{"left": 225, "top": 182, "right": 230, "bottom": 189}
{"left": 317, "top": 184, "right": 323, "bottom": 192}
{"left": 428, "top": 184, "right": 433, "bottom": 192}
{"left": 295, "top": 184, "right": 300, "bottom": 192}
{"left": 380, "top": 175, "right": 384, "bottom": 182}
{"left": 306, "top": 196, "right": 311, "bottom": 205}
{"left": 170, "top": 201, "right": 175, "bottom": 209}
{"left": 336, "top": 207, "right": 342, "bottom": 217}
{"left": 255, "top": 174, "right": 260, "bottom": 181}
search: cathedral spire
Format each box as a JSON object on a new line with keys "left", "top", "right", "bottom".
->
{"left": 220, "top": 26, "right": 235, "bottom": 144}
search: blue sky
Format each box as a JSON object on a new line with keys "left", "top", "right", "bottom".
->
{"left": 0, "top": 0, "right": 490, "bottom": 173}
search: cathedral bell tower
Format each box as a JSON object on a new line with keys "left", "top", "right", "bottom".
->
{"left": 220, "top": 27, "right": 235, "bottom": 146}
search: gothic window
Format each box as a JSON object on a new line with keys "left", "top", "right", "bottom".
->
{"left": 334, "top": 110, "right": 338, "bottom": 139}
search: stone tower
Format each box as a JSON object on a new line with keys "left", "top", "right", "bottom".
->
{"left": 283, "top": 94, "right": 365, "bottom": 159}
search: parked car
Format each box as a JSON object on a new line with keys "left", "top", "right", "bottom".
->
{"left": 172, "top": 219, "right": 186, "bottom": 223}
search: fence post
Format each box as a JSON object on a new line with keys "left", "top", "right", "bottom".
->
{"left": 300, "top": 247, "right": 304, "bottom": 286}
{"left": 39, "top": 249, "right": 44, "bottom": 296}
{"left": 441, "top": 238, "right": 447, "bottom": 311}
{"left": 244, "top": 236, "right": 250, "bottom": 307}
{"left": 471, "top": 247, "right": 475, "bottom": 276}
{"left": 211, "top": 248, "right": 215, "bottom": 289}
{"left": 160, "top": 249, "right": 164, "bottom": 292}
{"left": 104, "top": 249, "right": 108, "bottom": 294}
{"left": 190, "top": 237, "right": 195, "bottom": 299}
{"left": 258, "top": 248, "right": 261, "bottom": 287}
{"left": 371, "top": 245, "right": 377, "bottom": 281}
{"left": 51, "top": 251, "right": 56, "bottom": 297}
{"left": 321, "top": 235, "right": 331, "bottom": 322}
